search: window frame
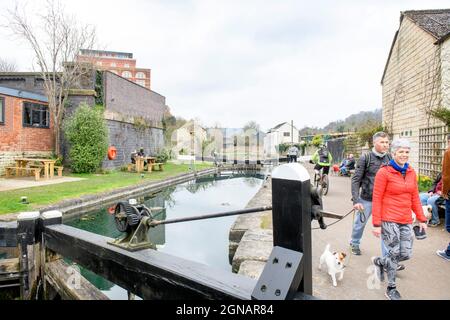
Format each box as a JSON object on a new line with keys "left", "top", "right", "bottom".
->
{"left": 22, "top": 101, "right": 50, "bottom": 129}
{"left": 0, "top": 96, "right": 4, "bottom": 125}
{"left": 122, "top": 71, "right": 132, "bottom": 78}
{"left": 136, "top": 72, "right": 146, "bottom": 79}
{"left": 283, "top": 132, "right": 290, "bottom": 137}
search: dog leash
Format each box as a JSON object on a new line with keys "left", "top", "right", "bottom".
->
{"left": 311, "top": 208, "right": 355, "bottom": 230}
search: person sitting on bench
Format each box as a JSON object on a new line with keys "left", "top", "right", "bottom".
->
{"left": 419, "top": 172, "right": 444, "bottom": 227}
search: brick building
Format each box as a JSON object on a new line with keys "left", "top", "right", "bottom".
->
{"left": 0, "top": 87, "right": 53, "bottom": 174}
{"left": 381, "top": 9, "right": 450, "bottom": 177}
{"left": 0, "top": 70, "right": 167, "bottom": 173}
{"left": 77, "top": 49, "right": 151, "bottom": 90}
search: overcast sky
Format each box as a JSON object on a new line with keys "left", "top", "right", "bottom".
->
{"left": 0, "top": 0, "right": 448, "bottom": 131}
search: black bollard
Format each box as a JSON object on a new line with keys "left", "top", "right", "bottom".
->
{"left": 270, "top": 163, "right": 312, "bottom": 295}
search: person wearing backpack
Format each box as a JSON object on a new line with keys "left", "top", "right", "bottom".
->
{"left": 350, "top": 132, "right": 397, "bottom": 259}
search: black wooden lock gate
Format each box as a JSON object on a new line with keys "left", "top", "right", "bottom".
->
{"left": 0, "top": 163, "right": 339, "bottom": 300}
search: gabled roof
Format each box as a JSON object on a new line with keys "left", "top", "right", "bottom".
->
{"left": 381, "top": 9, "right": 450, "bottom": 85}
{"left": 267, "top": 122, "right": 298, "bottom": 133}
{"left": 403, "top": 9, "right": 450, "bottom": 43}
{"left": 0, "top": 86, "right": 48, "bottom": 103}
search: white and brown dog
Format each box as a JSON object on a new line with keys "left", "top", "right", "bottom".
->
{"left": 412, "top": 205, "right": 432, "bottom": 224}
{"left": 318, "top": 244, "right": 347, "bottom": 287}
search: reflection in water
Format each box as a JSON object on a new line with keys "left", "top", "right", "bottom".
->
{"left": 65, "top": 172, "right": 264, "bottom": 300}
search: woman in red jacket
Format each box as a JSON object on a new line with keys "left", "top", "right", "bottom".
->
{"left": 371, "top": 138, "right": 428, "bottom": 300}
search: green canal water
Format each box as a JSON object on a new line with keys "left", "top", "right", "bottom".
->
{"left": 64, "top": 172, "right": 265, "bottom": 300}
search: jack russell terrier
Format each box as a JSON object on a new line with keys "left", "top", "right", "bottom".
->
{"left": 319, "top": 244, "right": 346, "bottom": 287}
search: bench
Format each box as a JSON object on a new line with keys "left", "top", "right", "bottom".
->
{"left": 54, "top": 166, "right": 64, "bottom": 177}
{"left": 148, "top": 162, "right": 164, "bottom": 172}
{"left": 5, "top": 166, "right": 41, "bottom": 181}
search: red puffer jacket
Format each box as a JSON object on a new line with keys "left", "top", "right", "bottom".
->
{"left": 372, "top": 165, "right": 426, "bottom": 227}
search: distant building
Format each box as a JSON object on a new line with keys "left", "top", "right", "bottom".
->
{"left": 381, "top": 9, "right": 450, "bottom": 177}
{"left": 264, "top": 122, "right": 299, "bottom": 156}
{"left": 77, "top": 49, "right": 151, "bottom": 90}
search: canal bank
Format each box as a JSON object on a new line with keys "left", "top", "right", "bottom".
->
{"left": 0, "top": 167, "right": 219, "bottom": 222}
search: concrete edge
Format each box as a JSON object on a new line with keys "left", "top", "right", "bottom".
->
{"left": 0, "top": 167, "right": 220, "bottom": 222}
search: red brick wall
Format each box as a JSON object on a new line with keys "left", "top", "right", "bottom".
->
{"left": 77, "top": 55, "right": 151, "bottom": 89}
{"left": 0, "top": 95, "right": 54, "bottom": 152}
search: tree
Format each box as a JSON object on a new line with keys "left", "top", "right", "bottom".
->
{"left": 243, "top": 121, "right": 260, "bottom": 133}
{"left": 428, "top": 106, "right": 450, "bottom": 127}
{"left": 0, "top": 58, "right": 17, "bottom": 72}
{"left": 6, "top": 0, "right": 97, "bottom": 156}
{"left": 311, "top": 134, "right": 323, "bottom": 147}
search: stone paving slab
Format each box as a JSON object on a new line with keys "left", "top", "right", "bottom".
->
{"left": 0, "top": 177, "right": 85, "bottom": 192}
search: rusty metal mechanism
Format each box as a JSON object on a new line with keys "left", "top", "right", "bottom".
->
{"left": 108, "top": 201, "right": 158, "bottom": 251}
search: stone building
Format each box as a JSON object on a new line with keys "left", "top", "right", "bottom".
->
{"left": 381, "top": 9, "right": 450, "bottom": 177}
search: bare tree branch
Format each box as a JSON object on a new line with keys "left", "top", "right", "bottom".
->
{"left": 5, "top": 0, "right": 97, "bottom": 156}
{"left": 0, "top": 58, "right": 18, "bottom": 72}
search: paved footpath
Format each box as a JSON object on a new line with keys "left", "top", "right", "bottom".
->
{"left": 312, "top": 167, "right": 450, "bottom": 300}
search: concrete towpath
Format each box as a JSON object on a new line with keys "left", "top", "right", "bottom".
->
{"left": 232, "top": 162, "right": 450, "bottom": 300}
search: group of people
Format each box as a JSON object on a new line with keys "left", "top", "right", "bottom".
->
{"left": 349, "top": 131, "right": 450, "bottom": 300}
{"left": 339, "top": 154, "right": 355, "bottom": 176}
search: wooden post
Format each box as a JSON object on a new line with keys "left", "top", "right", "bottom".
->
{"left": 39, "top": 211, "right": 63, "bottom": 300}
{"left": 271, "top": 163, "right": 312, "bottom": 295}
{"left": 223, "top": 128, "right": 227, "bottom": 164}
{"left": 17, "top": 212, "right": 40, "bottom": 300}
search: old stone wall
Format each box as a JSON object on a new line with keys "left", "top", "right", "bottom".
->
{"left": 101, "top": 119, "right": 164, "bottom": 169}
{"left": 382, "top": 17, "right": 444, "bottom": 169}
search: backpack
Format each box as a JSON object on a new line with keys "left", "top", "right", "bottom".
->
{"left": 363, "top": 152, "right": 392, "bottom": 172}
{"left": 319, "top": 148, "right": 329, "bottom": 163}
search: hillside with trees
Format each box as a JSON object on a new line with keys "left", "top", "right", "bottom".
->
{"left": 298, "top": 109, "right": 382, "bottom": 136}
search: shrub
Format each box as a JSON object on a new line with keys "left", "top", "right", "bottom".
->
{"left": 156, "top": 149, "right": 172, "bottom": 163}
{"left": 311, "top": 135, "right": 323, "bottom": 147}
{"left": 276, "top": 143, "right": 290, "bottom": 154}
{"left": 64, "top": 104, "right": 109, "bottom": 173}
{"left": 417, "top": 174, "right": 433, "bottom": 192}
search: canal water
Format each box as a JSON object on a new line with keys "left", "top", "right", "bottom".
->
{"left": 64, "top": 171, "right": 265, "bottom": 300}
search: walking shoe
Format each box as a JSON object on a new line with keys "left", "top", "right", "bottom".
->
{"left": 383, "top": 264, "right": 405, "bottom": 272}
{"left": 385, "top": 287, "right": 402, "bottom": 300}
{"left": 350, "top": 244, "right": 361, "bottom": 255}
{"left": 428, "top": 221, "right": 441, "bottom": 227}
{"left": 436, "top": 250, "right": 450, "bottom": 261}
{"left": 371, "top": 256, "right": 385, "bottom": 282}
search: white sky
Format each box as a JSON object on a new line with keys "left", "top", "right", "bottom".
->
{"left": 0, "top": 0, "right": 448, "bottom": 131}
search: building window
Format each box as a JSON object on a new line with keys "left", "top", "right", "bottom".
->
{"left": 136, "top": 80, "right": 146, "bottom": 87}
{"left": 136, "top": 72, "right": 146, "bottom": 79}
{"left": 122, "top": 71, "right": 132, "bottom": 78}
{"left": 283, "top": 132, "right": 290, "bottom": 137}
{"left": 124, "top": 63, "right": 130, "bottom": 68}
{"left": 96, "top": 61, "right": 103, "bottom": 66}
{"left": 111, "top": 62, "right": 116, "bottom": 67}
{"left": 23, "top": 102, "right": 49, "bottom": 128}
{"left": 0, "top": 96, "right": 4, "bottom": 125}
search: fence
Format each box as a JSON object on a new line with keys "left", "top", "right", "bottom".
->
{"left": 419, "top": 125, "right": 449, "bottom": 178}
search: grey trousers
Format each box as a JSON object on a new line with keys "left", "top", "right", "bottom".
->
{"left": 379, "top": 222, "right": 413, "bottom": 287}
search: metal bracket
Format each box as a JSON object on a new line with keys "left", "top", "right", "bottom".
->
{"left": 251, "top": 246, "right": 304, "bottom": 300}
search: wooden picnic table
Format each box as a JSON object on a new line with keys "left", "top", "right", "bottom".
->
{"left": 135, "top": 156, "right": 156, "bottom": 173}
{"left": 14, "top": 158, "right": 57, "bottom": 179}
